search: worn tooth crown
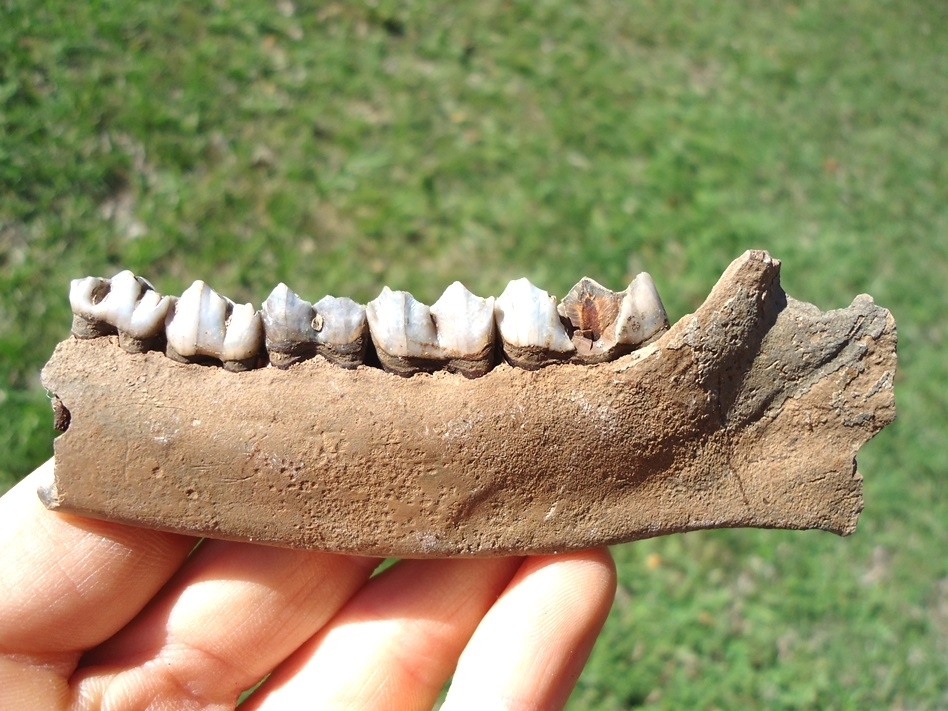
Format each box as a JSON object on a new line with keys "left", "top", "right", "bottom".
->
{"left": 494, "top": 278, "right": 575, "bottom": 369}
{"left": 312, "top": 295, "right": 369, "bottom": 367}
{"left": 66, "top": 264, "right": 669, "bottom": 375}
{"left": 366, "top": 287, "right": 441, "bottom": 375}
{"left": 615, "top": 272, "right": 669, "bottom": 346}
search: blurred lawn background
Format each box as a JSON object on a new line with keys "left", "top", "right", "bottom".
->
{"left": 2, "top": 0, "right": 946, "bottom": 708}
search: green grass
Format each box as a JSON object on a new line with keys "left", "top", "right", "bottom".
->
{"left": 2, "top": 0, "right": 947, "bottom": 707}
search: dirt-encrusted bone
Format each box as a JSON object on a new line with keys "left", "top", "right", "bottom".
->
{"left": 38, "top": 251, "right": 897, "bottom": 557}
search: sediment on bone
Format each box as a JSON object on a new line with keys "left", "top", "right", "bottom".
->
{"left": 164, "top": 281, "right": 264, "bottom": 372}
{"left": 558, "top": 273, "right": 669, "bottom": 363}
{"left": 494, "top": 278, "right": 575, "bottom": 369}
{"left": 69, "top": 271, "right": 171, "bottom": 352}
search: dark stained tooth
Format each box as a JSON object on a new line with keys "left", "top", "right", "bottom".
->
{"left": 558, "top": 273, "right": 668, "bottom": 364}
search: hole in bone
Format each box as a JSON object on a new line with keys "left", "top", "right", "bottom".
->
{"left": 311, "top": 313, "right": 324, "bottom": 332}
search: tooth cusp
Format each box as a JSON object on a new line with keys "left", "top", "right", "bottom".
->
{"left": 615, "top": 272, "right": 669, "bottom": 347}
{"left": 494, "top": 278, "right": 574, "bottom": 369}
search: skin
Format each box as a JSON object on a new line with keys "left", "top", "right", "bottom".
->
{"left": 0, "top": 460, "right": 616, "bottom": 710}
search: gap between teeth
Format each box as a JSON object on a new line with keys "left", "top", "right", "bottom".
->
{"left": 68, "top": 269, "right": 669, "bottom": 377}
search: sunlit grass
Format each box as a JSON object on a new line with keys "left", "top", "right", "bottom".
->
{"left": 2, "top": 1, "right": 946, "bottom": 707}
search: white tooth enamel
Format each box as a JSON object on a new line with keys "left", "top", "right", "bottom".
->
{"left": 69, "top": 271, "right": 170, "bottom": 345}
{"left": 615, "top": 272, "right": 669, "bottom": 346}
{"left": 429, "top": 281, "right": 495, "bottom": 357}
{"left": 494, "top": 278, "right": 575, "bottom": 354}
{"left": 313, "top": 295, "right": 367, "bottom": 348}
{"left": 165, "top": 281, "right": 230, "bottom": 358}
{"left": 262, "top": 283, "right": 318, "bottom": 347}
{"left": 222, "top": 302, "right": 264, "bottom": 363}
{"left": 366, "top": 287, "right": 441, "bottom": 359}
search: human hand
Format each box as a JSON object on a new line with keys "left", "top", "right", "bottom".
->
{"left": 0, "top": 460, "right": 616, "bottom": 710}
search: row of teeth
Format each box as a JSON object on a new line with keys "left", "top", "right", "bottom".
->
{"left": 69, "top": 270, "right": 669, "bottom": 377}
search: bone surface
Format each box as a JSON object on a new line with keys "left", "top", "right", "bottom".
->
{"left": 165, "top": 280, "right": 263, "bottom": 371}
{"left": 494, "top": 277, "right": 575, "bottom": 369}
{"left": 39, "top": 251, "right": 897, "bottom": 557}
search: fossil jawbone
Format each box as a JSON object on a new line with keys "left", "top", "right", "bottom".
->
{"left": 38, "top": 251, "right": 896, "bottom": 557}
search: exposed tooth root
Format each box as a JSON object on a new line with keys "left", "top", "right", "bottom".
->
{"left": 494, "top": 278, "right": 575, "bottom": 369}
{"left": 69, "top": 271, "right": 171, "bottom": 352}
{"left": 165, "top": 281, "right": 264, "bottom": 371}
{"left": 558, "top": 273, "right": 669, "bottom": 363}
{"left": 366, "top": 283, "right": 496, "bottom": 378}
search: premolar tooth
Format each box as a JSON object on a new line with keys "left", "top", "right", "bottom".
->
{"left": 558, "top": 273, "right": 669, "bottom": 363}
{"left": 165, "top": 281, "right": 263, "bottom": 371}
{"left": 366, "top": 287, "right": 441, "bottom": 376}
{"left": 429, "top": 281, "right": 496, "bottom": 378}
{"left": 69, "top": 271, "right": 171, "bottom": 352}
{"left": 494, "top": 278, "right": 575, "bottom": 369}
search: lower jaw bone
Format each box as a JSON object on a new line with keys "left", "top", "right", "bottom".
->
{"left": 38, "top": 251, "right": 896, "bottom": 557}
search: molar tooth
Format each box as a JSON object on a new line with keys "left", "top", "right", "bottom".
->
{"left": 429, "top": 281, "right": 496, "bottom": 378}
{"left": 312, "top": 295, "right": 368, "bottom": 368}
{"left": 614, "top": 272, "right": 669, "bottom": 347}
{"left": 69, "top": 271, "right": 171, "bottom": 352}
{"left": 494, "top": 278, "right": 575, "bottom": 369}
{"left": 165, "top": 281, "right": 263, "bottom": 370}
{"left": 558, "top": 273, "right": 670, "bottom": 363}
{"left": 366, "top": 287, "right": 442, "bottom": 376}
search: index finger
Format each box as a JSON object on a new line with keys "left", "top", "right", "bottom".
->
{"left": 0, "top": 459, "right": 196, "bottom": 656}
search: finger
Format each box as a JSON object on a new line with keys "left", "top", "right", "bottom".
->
{"left": 247, "top": 556, "right": 523, "bottom": 711}
{"left": 442, "top": 548, "right": 616, "bottom": 711}
{"left": 73, "top": 540, "right": 380, "bottom": 709}
{"left": 0, "top": 460, "right": 196, "bottom": 655}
